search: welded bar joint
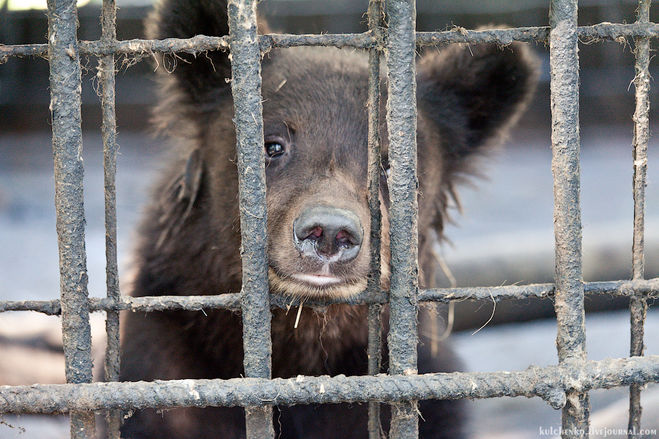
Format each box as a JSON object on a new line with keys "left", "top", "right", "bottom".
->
{"left": 227, "top": 0, "right": 274, "bottom": 437}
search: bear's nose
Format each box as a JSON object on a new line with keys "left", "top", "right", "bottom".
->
{"left": 293, "top": 206, "right": 363, "bottom": 263}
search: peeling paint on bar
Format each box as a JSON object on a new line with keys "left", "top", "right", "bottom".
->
{"left": 46, "top": 0, "right": 95, "bottom": 437}
{"left": 0, "top": 356, "right": 657, "bottom": 414}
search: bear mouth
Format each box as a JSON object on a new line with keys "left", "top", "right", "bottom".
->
{"left": 268, "top": 267, "right": 367, "bottom": 299}
{"left": 290, "top": 273, "right": 343, "bottom": 286}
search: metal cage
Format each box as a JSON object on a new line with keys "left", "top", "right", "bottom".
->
{"left": 0, "top": 0, "right": 658, "bottom": 438}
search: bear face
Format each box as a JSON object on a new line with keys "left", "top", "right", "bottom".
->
{"left": 119, "top": 1, "right": 538, "bottom": 438}
{"left": 260, "top": 48, "right": 383, "bottom": 299}
{"left": 144, "top": 26, "right": 537, "bottom": 301}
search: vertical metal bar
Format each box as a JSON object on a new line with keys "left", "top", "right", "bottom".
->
{"left": 385, "top": 0, "right": 419, "bottom": 437}
{"left": 629, "top": 1, "right": 651, "bottom": 436}
{"left": 99, "top": 0, "right": 121, "bottom": 437}
{"left": 367, "top": 1, "right": 384, "bottom": 438}
{"left": 367, "top": 306, "right": 383, "bottom": 437}
{"left": 227, "top": 1, "right": 274, "bottom": 437}
{"left": 47, "top": 0, "right": 95, "bottom": 437}
{"left": 549, "top": 0, "right": 590, "bottom": 437}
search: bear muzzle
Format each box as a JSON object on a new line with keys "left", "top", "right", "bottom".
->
{"left": 292, "top": 205, "right": 363, "bottom": 264}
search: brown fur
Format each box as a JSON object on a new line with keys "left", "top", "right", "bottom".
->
{"left": 119, "top": 2, "right": 539, "bottom": 437}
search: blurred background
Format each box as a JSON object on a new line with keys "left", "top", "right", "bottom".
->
{"left": 1, "top": 0, "right": 658, "bottom": 438}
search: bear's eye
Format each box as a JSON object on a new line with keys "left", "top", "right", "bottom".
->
{"left": 265, "top": 141, "right": 285, "bottom": 158}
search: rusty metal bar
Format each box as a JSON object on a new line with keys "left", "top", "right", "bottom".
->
{"left": 46, "top": 0, "right": 95, "bottom": 437}
{"left": 629, "top": 0, "right": 652, "bottom": 436}
{"left": 98, "top": 0, "right": 121, "bottom": 436}
{"left": 2, "top": 278, "right": 658, "bottom": 315}
{"left": 3, "top": 23, "right": 659, "bottom": 63}
{"left": 227, "top": 0, "right": 274, "bottom": 437}
{"left": 366, "top": 0, "right": 384, "bottom": 437}
{"left": 385, "top": 0, "right": 420, "bottom": 437}
{"left": 0, "top": 355, "right": 657, "bottom": 414}
{"left": 549, "top": 0, "right": 590, "bottom": 437}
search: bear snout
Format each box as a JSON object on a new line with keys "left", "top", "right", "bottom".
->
{"left": 293, "top": 205, "right": 363, "bottom": 263}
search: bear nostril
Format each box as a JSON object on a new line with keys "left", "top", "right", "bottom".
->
{"left": 293, "top": 206, "right": 363, "bottom": 263}
{"left": 335, "top": 230, "right": 356, "bottom": 247}
{"left": 304, "top": 226, "right": 323, "bottom": 241}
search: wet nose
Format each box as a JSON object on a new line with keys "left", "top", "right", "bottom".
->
{"left": 293, "top": 206, "right": 363, "bottom": 263}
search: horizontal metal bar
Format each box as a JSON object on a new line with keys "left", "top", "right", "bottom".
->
{"left": 0, "top": 356, "right": 656, "bottom": 414}
{"left": 0, "top": 32, "right": 370, "bottom": 61}
{"left": 0, "top": 35, "right": 229, "bottom": 60}
{"left": 259, "top": 32, "right": 374, "bottom": 49}
{"left": 417, "top": 22, "right": 659, "bottom": 46}
{"left": 1, "top": 278, "right": 658, "bottom": 315}
{"left": 2, "top": 22, "right": 659, "bottom": 62}
{"left": 421, "top": 279, "right": 659, "bottom": 302}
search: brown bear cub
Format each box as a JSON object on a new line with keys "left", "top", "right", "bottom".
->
{"left": 119, "top": 1, "right": 538, "bottom": 437}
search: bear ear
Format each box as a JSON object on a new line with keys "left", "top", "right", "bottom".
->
{"left": 147, "top": 0, "right": 269, "bottom": 103}
{"left": 416, "top": 41, "right": 539, "bottom": 160}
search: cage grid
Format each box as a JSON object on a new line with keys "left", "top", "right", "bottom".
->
{"left": 0, "top": 0, "right": 658, "bottom": 438}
